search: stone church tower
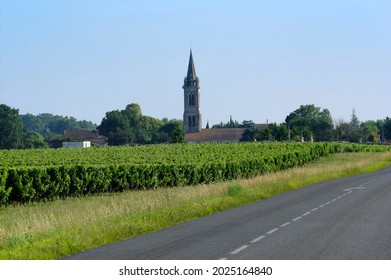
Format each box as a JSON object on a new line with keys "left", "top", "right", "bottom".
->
{"left": 183, "top": 50, "right": 202, "bottom": 133}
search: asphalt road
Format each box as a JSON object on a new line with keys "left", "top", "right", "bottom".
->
{"left": 64, "top": 165, "right": 391, "bottom": 260}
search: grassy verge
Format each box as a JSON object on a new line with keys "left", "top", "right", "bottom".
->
{"left": 1, "top": 151, "right": 391, "bottom": 259}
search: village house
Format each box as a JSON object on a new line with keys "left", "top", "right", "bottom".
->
{"left": 64, "top": 130, "right": 108, "bottom": 146}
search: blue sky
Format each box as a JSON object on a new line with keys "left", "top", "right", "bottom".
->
{"left": 1, "top": 0, "right": 390, "bottom": 126}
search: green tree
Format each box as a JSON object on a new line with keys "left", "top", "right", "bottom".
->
{"left": 212, "top": 116, "right": 249, "bottom": 128}
{"left": 285, "top": 104, "right": 333, "bottom": 141}
{"left": 368, "top": 132, "right": 379, "bottom": 143}
{"left": 98, "top": 110, "right": 134, "bottom": 145}
{"left": 241, "top": 123, "right": 288, "bottom": 142}
{"left": 21, "top": 113, "right": 45, "bottom": 133}
{"left": 241, "top": 120, "right": 255, "bottom": 128}
{"left": 349, "top": 108, "right": 360, "bottom": 130}
{"left": 260, "top": 126, "right": 272, "bottom": 141}
{"left": 376, "top": 119, "right": 385, "bottom": 142}
{"left": 240, "top": 128, "right": 261, "bottom": 142}
{"left": 0, "top": 104, "right": 25, "bottom": 149}
{"left": 383, "top": 117, "right": 391, "bottom": 140}
{"left": 360, "top": 120, "right": 379, "bottom": 143}
{"left": 170, "top": 122, "right": 185, "bottom": 143}
{"left": 24, "top": 132, "right": 48, "bottom": 148}
{"left": 271, "top": 123, "right": 289, "bottom": 141}
{"left": 137, "top": 116, "right": 163, "bottom": 143}
{"left": 154, "top": 120, "right": 184, "bottom": 143}
{"left": 97, "top": 103, "right": 182, "bottom": 145}
{"left": 334, "top": 118, "right": 350, "bottom": 141}
{"left": 347, "top": 108, "right": 363, "bottom": 142}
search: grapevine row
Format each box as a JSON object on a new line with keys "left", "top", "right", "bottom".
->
{"left": 0, "top": 142, "right": 390, "bottom": 205}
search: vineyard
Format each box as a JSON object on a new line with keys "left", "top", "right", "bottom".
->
{"left": 1, "top": 142, "right": 390, "bottom": 205}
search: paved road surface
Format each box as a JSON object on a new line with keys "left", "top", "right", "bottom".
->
{"left": 64, "top": 165, "right": 391, "bottom": 260}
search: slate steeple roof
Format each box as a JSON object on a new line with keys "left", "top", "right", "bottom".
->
{"left": 186, "top": 50, "right": 197, "bottom": 81}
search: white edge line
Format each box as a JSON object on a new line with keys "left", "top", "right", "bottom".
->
{"left": 302, "top": 211, "right": 311, "bottom": 216}
{"left": 292, "top": 216, "right": 302, "bottom": 222}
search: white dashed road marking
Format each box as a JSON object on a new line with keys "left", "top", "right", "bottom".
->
{"left": 280, "top": 222, "right": 291, "bottom": 228}
{"left": 250, "top": 235, "right": 265, "bottom": 243}
{"left": 221, "top": 176, "right": 385, "bottom": 259}
{"left": 230, "top": 245, "right": 249, "bottom": 255}
{"left": 266, "top": 228, "right": 279, "bottom": 235}
{"left": 292, "top": 216, "right": 302, "bottom": 222}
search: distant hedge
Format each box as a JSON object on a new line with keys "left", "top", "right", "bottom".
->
{"left": 1, "top": 142, "right": 390, "bottom": 205}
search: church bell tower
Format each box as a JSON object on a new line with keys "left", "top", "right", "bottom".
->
{"left": 183, "top": 50, "right": 202, "bottom": 133}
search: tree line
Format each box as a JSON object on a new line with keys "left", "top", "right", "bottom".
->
{"left": 21, "top": 113, "right": 96, "bottom": 137}
{"left": 216, "top": 105, "right": 391, "bottom": 143}
{"left": 1, "top": 103, "right": 390, "bottom": 150}
{"left": 0, "top": 103, "right": 184, "bottom": 149}
{"left": 0, "top": 104, "right": 97, "bottom": 149}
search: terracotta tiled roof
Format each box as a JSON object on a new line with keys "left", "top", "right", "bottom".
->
{"left": 184, "top": 128, "right": 246, "bottom": 143}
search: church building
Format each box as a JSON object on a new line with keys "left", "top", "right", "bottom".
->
{"left": 183, "top": 50, "right": 202, "bottom": 133}
{"left": 182, "top": 50, "right": 266, "bottom": 143}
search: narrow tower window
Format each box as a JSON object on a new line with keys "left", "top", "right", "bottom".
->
{"left": 188, "top": 116, "right": 192, "bottom": 127}
{"left": 189, "top": 94, "right": 195, "bottom": 106}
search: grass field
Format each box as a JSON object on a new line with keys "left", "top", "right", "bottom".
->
{"left": 1, "top": 150, "right": 391, "bottom": 259}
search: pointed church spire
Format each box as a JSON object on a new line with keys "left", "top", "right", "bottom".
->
{"left": 183, "top": 49, "right": 202, "bottom": 134}
{"left": 187, "top": 50, "right": 197, "bottom": 81}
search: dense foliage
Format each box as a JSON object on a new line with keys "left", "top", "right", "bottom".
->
{"left": 3, "top": 103, "right": 391, "bottom": 150}
{"left": 237, "top": 105, "right": 391, "bottom": 143}
{"left": 97, "top": 103, "right": 184, "bottom": 145}
{"left": 334, "top": 110, "right": 391, "bottom": 143}
{"left": 1, "top": 104, "right": 96, "bottom": 149}
{"left": 285, "top": 104, "right": 334, "bottom": 141}
{"left": 21, "top": 113, "right": 96, "bottom": 137}
{"left": 212, "top": 117, "right": 254, "bottom": 128}
{"left": 1, "top": 103, "right": 184, "bottom": 149}
{"left": 0, "top": 104, "right": 25, "bottom": 149}
{"left": 1, "top": 142, "right": 390, "bottom": 205}
{"left": 241, "top": 123, "right": 289, "bottom": 142}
